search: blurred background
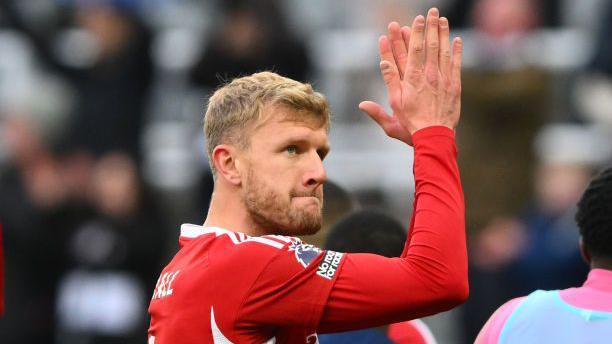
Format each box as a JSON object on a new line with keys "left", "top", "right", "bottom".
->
{"left": 0, "top": 0, "right": 611, "bottom": 343}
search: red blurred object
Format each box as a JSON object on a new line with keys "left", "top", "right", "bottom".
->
{"left": 388, "top": 319, "right": 437, "bottom": 344}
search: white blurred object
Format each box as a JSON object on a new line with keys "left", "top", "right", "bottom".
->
{"left": 326, "top": 121, "right": 415, "bottom": 195}
{"left": 460, "top": 28, "right": 594, "bottom": 71}
{"left": 0, "top": 30, "right": 37, "bottom": 113}
{"left": 561, "top": 0, "right": 610, "bottom": 36}
{"left": 573, "top": 73, "right": 612, "bottom": 128}
{"left": 534, "top": 123, "right": 612, "bottom": 166}
{"left": 143, "top": 121, "right": 202, "bottom": 190}
{"left": 310, "top": 29, "right": 380, "bottom": 121}
{"left": 54, "top": 28, "right": 100, "bottom": 68}
{"left": 152, "top": 27, "right": 203, "bottom": 72}
{"left": 0, "top": 30, "right": 73, "bottom": 159}
{"left": 523, "top": 29, "right": 594, "bottom": 71}
{"left": 57, "top": 270, "right": 145, "bottom": 335}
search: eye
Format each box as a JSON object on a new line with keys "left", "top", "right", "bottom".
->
{"left": 286, "top": 145, "right": 298, "bottom": 155}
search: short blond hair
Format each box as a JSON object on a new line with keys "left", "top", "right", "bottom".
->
{"left": 204, "top": 71, "right": 330, "bottom": 175}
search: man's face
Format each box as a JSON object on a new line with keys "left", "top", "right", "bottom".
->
{"left": 239, "top": 109, "right": 329, "bottom": 236}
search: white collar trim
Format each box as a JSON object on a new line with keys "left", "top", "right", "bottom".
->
{"left": 180, "top": 224, "right": 236, "bottom": 238}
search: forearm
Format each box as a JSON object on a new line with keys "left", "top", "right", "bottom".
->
{"left": 318, "top": 126, "right": 467, "bottom": 332}
{"left": 403, "top": 126, "right": 467, "bottom": 291}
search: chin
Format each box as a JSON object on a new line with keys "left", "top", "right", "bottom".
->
{"left": 279, "top": 216, "right": 322, "bottom": 236}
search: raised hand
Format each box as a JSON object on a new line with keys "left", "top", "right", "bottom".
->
{"left": 360, "top": 8, "right": 462, "bottom": 145}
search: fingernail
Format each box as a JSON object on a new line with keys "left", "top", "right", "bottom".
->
{"left": 416, "top": 15, "right": 425, "bottom": 24}
{"left": 440, "top": 17, "right": 448, "bottom": 27}
{"left": 429, "top": 7, "right": 439, "bottom": 17}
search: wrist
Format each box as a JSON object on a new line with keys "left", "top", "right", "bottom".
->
{"left": 407, "top": 120, "right": 455, "bottom": 135}
{"left": 412, "top": 125, "right": 455, "bottom": 140}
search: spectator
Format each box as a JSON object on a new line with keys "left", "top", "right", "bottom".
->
{"left": 320, "top": 210, "right": 438, "bottom": 344}
{"left": 0, "top": 117, "right": 84, "bottom": 343}
{"left": 458, "top": 0, "right": 550, "bottom": 235}
{"left": 2, "top": 0, "right": 154, "bottom": 160}
{"left": 189, "top": 0, "right": 312, "bottom": 90}
{"left": 460, "top": 123, "right": 612, "bottom": 342}
{"left": 509, "top": 124, "right": 611, "bottom": 294}
{"left": 55, "top": 152, "right": 166, "bottom": 344}
{"left": 476, "top": 166, "right": 612, "bottom": 343}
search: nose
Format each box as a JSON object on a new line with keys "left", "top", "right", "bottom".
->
{"left": 304, "top": 151, "right": 327, "bottom": 188}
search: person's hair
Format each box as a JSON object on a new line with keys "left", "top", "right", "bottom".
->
{"left": 204, "top": 71, "right": 330, "bottom": 176}
{"left": 324, "top": 209, "right": 406, "bottom": 257}
{"left": 576, "top": 166, "right": 612, "bottom": 260}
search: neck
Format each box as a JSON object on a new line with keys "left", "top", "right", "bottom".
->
{"left": 203, "top": 187, "right": 265, "bottom": 237}
{"left": 591, "top": 258, "right": 612, "bottom": 271}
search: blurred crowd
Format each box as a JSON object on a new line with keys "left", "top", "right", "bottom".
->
{"left": 0, "top": 0, "right": 611, "bottom": 343}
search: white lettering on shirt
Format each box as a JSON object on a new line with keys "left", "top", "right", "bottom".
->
{"left": 316, "top": 251, "right": 343, "bottom": 280}
{"left": 152, "top": 270, "right": 180, "bottom": 300}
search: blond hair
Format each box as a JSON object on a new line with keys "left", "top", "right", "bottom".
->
{"left": 204, "top": 71, "right": 330, "bottom": 176}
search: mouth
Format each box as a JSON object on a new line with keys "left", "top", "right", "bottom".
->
{"left": 292, "top": 196, "right": 321, "bottom": 206}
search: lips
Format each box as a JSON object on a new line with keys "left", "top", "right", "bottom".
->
{"left": 292, "top": 196, "right": 321, "bottom": 206}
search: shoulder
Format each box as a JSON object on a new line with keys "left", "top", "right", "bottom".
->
{"left": 475, "top": 297, "right": 526, "bottom": 344}
{"left": 214, "top": 232, "right": 325, "bottom": 268}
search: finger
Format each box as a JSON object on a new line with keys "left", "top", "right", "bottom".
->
{"left": 407, "top": 15, "right": 425, "bottom": 72}
{"left": 438, "top": 17, "right": 451, "bottom": 77}
{"left": 451, "top": 37, "right": 463, "bottom": 84}
{"left": 401, "top": 26, "right": 411, "bottom": 73}
{"left": 401, "top": 26, "right": 411, "bottom": 51}
{"left": 359, "top": 101, "right": 392, "bottom": 128}
{"left": 388, "top": 21, "right": 408, "bottom": 77}
{"left": 378, "top": 36, "right": 401, "bottom": 99}
{"left": 425, "top": 8, "right": 440, "bottom": 73}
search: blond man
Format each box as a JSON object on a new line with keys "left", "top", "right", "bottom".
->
{"left": 148, "top": 8, "right": 466, "bottom": 343}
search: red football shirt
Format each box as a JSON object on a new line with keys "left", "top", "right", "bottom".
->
{"left": 148, "top": 126, "right": 467, "bottom": 343}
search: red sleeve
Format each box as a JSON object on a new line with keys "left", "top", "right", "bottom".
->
{"left": 238, "top": 240, "right": 344, "bottom": 330}
{"left": 318, "top": 126, "right": 468, "bottom": 332}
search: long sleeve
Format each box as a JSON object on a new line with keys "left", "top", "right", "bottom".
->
{"left": 318, "top": 126, "right": 467, "bottom": 332}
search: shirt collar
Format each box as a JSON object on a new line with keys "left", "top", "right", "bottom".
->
{"left": 179, "top": 224, "right": 235, "bottom": 238}
{"left": 583, "top": 268, "right": 612, "bottom": 293}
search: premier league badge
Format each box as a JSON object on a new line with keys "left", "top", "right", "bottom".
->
{"left": 288, "top": 240, "right": 322, "bottom": 268}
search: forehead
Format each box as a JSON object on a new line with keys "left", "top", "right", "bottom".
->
{"left": 251, "top": 106, "right": 329, "bottom": 144}
{"left": 257, "top": 103, "right": 327, "bottom": 129}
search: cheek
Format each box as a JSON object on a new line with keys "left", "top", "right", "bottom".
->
{"left": 250, "top": 168, "right": 291, "bottom": 200}
{"left": 249, "top": 155, "right": 303, "bottom": 194}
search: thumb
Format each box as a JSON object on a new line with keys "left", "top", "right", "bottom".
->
{"left": 359, "top": 101, "right": 392, "bottom": 127}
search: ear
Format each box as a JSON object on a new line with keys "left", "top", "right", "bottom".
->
{"left": 212, "top": 144, "right": 243, "bottom": 186}
{"left": 579, "top": 237, "right": 591, "bottom": 265}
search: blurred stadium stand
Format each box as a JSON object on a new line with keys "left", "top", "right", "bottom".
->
{"left": 1, "top": 0, "right": 611, "bottom": 343}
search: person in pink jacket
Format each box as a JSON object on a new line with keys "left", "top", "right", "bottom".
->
{"left": 476, "top": 167, "right": 612, "bottom": 343}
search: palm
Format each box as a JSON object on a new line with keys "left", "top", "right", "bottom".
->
{"left": 360, "top": 9, "right": 462, "bottom": 146}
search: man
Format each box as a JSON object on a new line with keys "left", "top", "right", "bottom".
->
{"left": 319, "top": 210, "right": 438, "bottom": 344}
{"left": 149, "top": 8, "right": 466, "bottom": 343}
{"left": 476, "top": 167, "right": 612, "bottom": 343}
